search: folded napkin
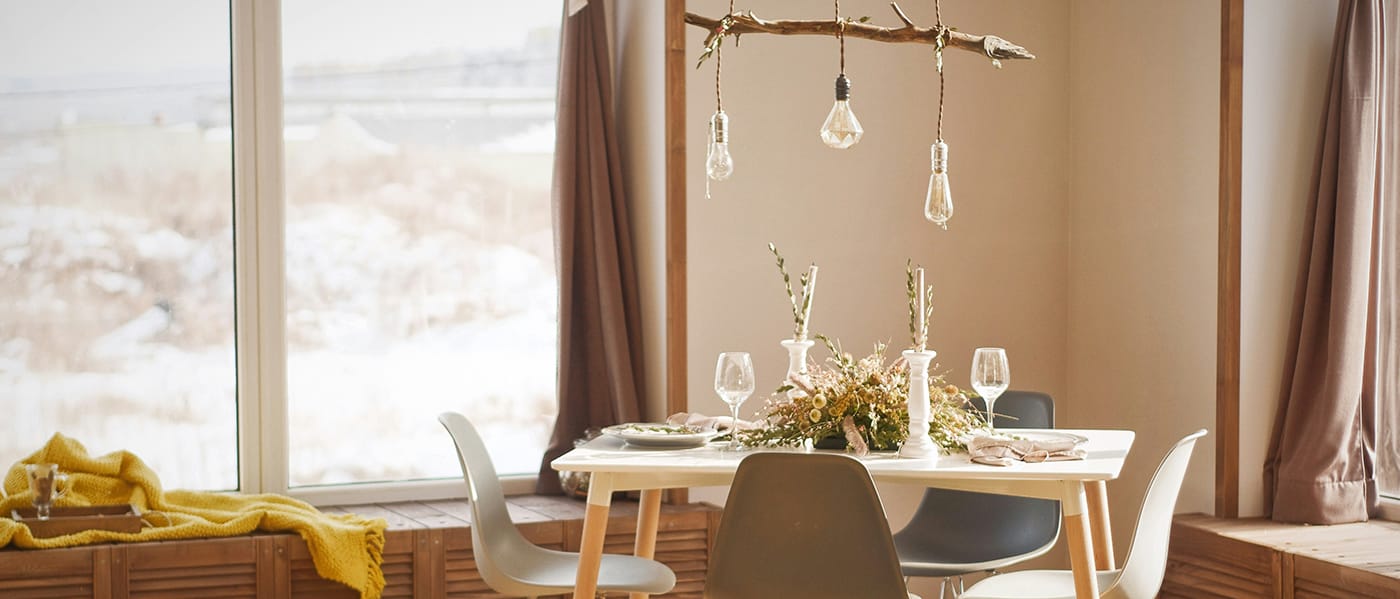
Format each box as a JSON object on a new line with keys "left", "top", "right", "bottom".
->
{"left": 968, "top": 434, "right": 1087, "bottom": 466}
{"left": 666, "top": 412, "right": 760, "bottom": 432}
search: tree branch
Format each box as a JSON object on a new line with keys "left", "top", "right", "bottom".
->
{"left": 686, "top": 3, "right": 1035, "bottom": 64}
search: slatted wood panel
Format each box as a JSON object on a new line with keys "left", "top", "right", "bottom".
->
{"left": 125, "top": 538, "right": 260, "bottom": 599}
{"left": 1167, "top": 513, "right": 1400, "bottom": 598}
{"left": 0, "top": 498, "right": 720, "bottom": 599}
{"left": 0, "top": 544, "right": 106, "bottom": 598}
{"left": 1161, "top": 518, "right": 1277, "bottom": 597}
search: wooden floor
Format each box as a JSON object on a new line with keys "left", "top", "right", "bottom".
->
{"left": 1164, "top": 513, "right": 1400, "bottom": 598}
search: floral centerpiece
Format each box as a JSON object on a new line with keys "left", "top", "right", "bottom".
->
{"left": 740, "top": 256, "right": 985, "bottom": 454}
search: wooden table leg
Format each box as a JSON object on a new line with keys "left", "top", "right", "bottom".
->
{"left": 1061, "top": 481, "right": 1099, "bottom": 599}
{"left": 1085, "top": 480, "right": 1115, "bottom": 570}
{"left": 629, "top": 489, "right": 664, "bottom": 599}
{"left": 574, "top": 473, "right": 615, "bottom": 599}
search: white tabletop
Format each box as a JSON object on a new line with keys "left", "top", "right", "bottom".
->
{"left": 552, "top": 428, "right": 1135, "bottom": 483}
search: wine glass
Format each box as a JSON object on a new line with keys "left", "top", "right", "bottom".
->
{"left": 971, "top": 347, "right": 1010, "bottom": 432}
{"left": 714, "top": 352, "right": 756, "bottom": 451}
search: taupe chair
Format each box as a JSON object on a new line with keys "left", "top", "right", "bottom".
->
{"left": 704, "top": 452, "right": 910, "bottom": 599}
{"left": 438, "top": 412, "right": 675, "bottom": 598}
{"left": 893, "top": 391, "right": 1061, "bottom": 597}
{"left": 960, "top": 429, "right": 1209, "bottom": 599}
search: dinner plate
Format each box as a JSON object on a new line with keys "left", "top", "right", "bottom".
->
{"left": 602, "top": 423, "right": 721, "bottom": 448}
{"left": 997, "top": 430, "right": 1089, "bottom": 445}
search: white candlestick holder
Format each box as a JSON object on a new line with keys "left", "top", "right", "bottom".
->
{"left": 900, "top": 349, "right": 940, "bottom": 459}
{"left": 781, "top": 338, "right": 816, "bottom": 399}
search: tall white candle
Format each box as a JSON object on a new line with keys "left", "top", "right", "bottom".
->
{"left": 916, "top": 267, "right": 926, "bottom": 351}
{"left": 800, "top": 265, "right": 819, "bottom": 339}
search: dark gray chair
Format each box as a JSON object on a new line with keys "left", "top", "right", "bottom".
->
{"left": 892, "top": 390, "right": 1061, "bottom": 597}
{"left": 705, "top": 453, "right": 910, "bottom": 599}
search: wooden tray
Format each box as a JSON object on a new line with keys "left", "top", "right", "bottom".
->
{"left": 10, "top": 504, "right": 143, "bottom": 538}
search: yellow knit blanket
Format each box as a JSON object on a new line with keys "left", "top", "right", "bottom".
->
{"left": 1, "top": 434, "right": 386, "bottom": 599}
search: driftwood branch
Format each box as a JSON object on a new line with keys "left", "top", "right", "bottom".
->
{"left": 686, "top": 2, "right": 1035, "bottom": 64}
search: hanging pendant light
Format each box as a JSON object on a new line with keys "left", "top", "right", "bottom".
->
{"left": 923, "top": 1, "right": 954, "bottom": 229}
{"left": 705, "top": 0, "right": 737, "bottom": 198}
{"left": 819, "top": 2, "right": 863, "bottom": 149}
{"left": 707, "top": 111, "right": 734, "bottom": 181}
{"left": 924, "top": 140, "right": 952, "bottom": 228}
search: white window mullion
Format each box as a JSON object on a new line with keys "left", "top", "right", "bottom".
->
{"left": 232, "top": 0, "right": 288, "bottom": 495}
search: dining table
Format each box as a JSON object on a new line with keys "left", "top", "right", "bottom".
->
{"left": 551, "top": 428, "right": 1135, "bottom": 599}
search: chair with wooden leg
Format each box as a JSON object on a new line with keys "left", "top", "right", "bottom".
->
{"left": 958, "top": 429, "right": 1208, "bottom": 599}
{"left": 704, "top": 452, "right": 912, "bottom": 599}
{"left": 438, "top": 412, "right": 676, "bottom": 598}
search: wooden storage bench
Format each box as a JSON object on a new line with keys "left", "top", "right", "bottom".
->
{"left": 0, "top": 497, "right": 721, "bottom": 598}
{"left": 1162, "top": 513, "right": 1400, "bottom": 598}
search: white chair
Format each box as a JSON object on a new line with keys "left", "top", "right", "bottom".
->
{"left": 959, "top": 429, "right": 1208, "bottom": 599}
{"left": 438, "top": 412, "right": 676, "bottom": 598}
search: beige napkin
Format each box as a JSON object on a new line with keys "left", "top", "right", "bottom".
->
{"left": 666, "top": 412, "right": 760, "bottom": 433}
{"left": 968, "top": 435, "right": 1087, "bottom": 466}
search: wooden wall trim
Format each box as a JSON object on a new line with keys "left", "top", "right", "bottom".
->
{"left": 664, "top": 0, "right": 689, "bottom": 506}
{"left": 1215, "top": 0, "right": 1243, "bottom": 519}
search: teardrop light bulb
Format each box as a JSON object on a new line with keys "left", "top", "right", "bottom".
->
{"left": 819, "top": 75, "right": 863, "bottom": 149}
{"left": 706, "top": 111, "right": 734, "bottom": 181}
{"left": 924, "top": 140, "right": 953, "bottom": 229}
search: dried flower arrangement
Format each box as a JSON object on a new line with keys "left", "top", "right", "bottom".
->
{"left": 740, "top": 336, "right": 984, "bottom": 454}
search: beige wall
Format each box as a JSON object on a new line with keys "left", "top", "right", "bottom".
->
{"left": 1238, "top": 0, "right": 1337, "bottom": 517}
{"left": 618, "top": 0, "right": 1224, "bottom": 581}
{"left": 683, "top": 1, "right": 1070, "bottom": 586}
{"left": 1065, "top": 0, "right": 1219, "bottom": 558}
{"left": 613, "top": 0, "right": 670, "bottom": 422}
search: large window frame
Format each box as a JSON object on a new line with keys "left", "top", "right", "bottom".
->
{"left": 230, "top": 0, "right": 540, "bottom": 505}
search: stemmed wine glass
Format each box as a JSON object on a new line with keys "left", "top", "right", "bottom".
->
{"left": 714, "top": 352, "right": 756, "bottom": 451}
{"left": 971, "top": 347, "right": 1010, "bottom": 432}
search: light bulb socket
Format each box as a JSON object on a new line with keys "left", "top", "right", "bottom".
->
{"left": 931, "top": 140, "right": 948, "bottom": 173}
{"left": 711, "top": 111, "right": 729, "bottom": 143}
{"left": 834, "top": 74, "right": 851, "bottom": 101}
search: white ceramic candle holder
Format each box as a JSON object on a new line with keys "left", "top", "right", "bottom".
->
{"left": 900, "top": 349, "right": 940, "bottom": 459}
{"left": 780, "top": 338, "right": 816, "bottom": 399}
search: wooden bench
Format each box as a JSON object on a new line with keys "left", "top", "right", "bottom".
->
{"left": 0, "top": 497, "right": 721, "bottom": 598}
{"left": 1163, "top": 513, "right": 1400, "bottom": 598}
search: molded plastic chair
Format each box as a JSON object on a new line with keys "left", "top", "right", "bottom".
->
{"left": 893, "top": 391, "right": 1061, "bottom": 593}
{"left": 959, "top": 429, "right": 1209, "bottom": 599}
{"left": 438, "top": 412, "right": 676, "bottom": 598}
{"left": 705, "top": 453, "right": 910, "bottom": 599}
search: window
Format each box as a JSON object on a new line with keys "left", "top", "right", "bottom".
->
{"left": 0, "top": 1, "right": 237, "bottom": 491}
{"left": 0, "top": 0, "right": 560, "bottom": 501}
{"left": 280, "top": 1, "right": 559, "bottom": 488}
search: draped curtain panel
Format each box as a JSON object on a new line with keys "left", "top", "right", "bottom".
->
{"left": 537, "top": 0, "right": 647, "bottom": 494}
{"left": 1264, "top": 0, "right": 1396, "bottom": 524}
{"left": 1375, "top": 0, "right": 1399, "bottom": 504}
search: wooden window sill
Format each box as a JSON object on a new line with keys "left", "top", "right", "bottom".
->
{"left": 0, "top": 496, "right": 721, "bottom": 598}
{"left": 1164, "top": 512, "right": 1400, "bottom": 597}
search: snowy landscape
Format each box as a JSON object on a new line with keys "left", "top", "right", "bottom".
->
{"left": 0, "top": 3, "right": 560, "bottom": 491}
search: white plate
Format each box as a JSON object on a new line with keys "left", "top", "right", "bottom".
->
{"left": 602, "top": 423, "right": 721, "bottom": 448}
{"left": 994, "top": 430, "right": 1089, "bottom": 445}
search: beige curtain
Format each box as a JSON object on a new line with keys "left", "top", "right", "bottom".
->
{"left": 1264, "top": 0, "right": 1395, "bottom": 524}
{"left": 1376, "top": 0, "right": 1399, "bottom": 502}
{"left": 536, "top": 0, "right": 647, "bottom": 494}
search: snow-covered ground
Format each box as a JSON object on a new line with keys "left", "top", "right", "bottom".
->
{"left": 1, "top": 117, "right": 558, "bottom": 491}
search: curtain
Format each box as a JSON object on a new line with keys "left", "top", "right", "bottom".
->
{"left": 536, "top": 0, "right": 647, "bottom": 494}
{"left": 1376, "top": 0, "right": 1399, "bottom": 502}
{"left": 1264, "top": 0, "right": 1394, "bottom": 524}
